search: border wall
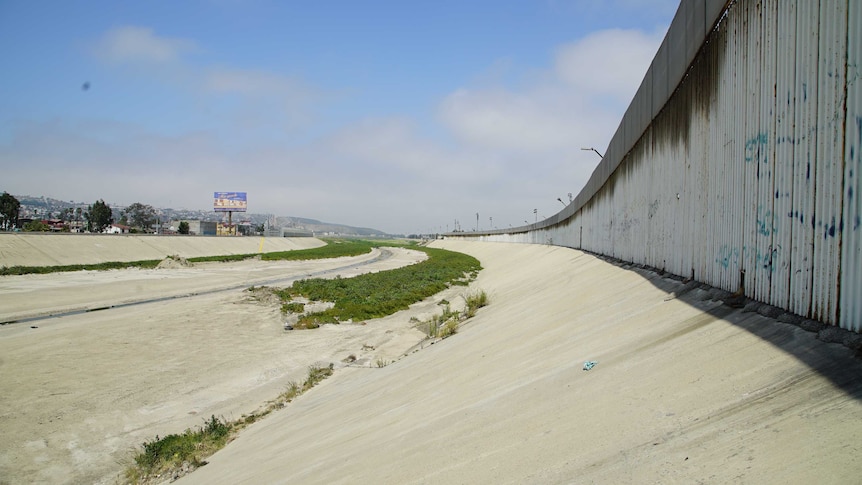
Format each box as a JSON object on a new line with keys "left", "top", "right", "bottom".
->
{"left": 447, "top": 0, "right": 861, "bottom": 332}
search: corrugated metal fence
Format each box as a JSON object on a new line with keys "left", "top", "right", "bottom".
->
{"left": 449, "top": 0, "right": 862, "bottom": 332}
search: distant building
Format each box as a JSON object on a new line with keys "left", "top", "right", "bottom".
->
{"left": 169, "top": 220, "right": 217, "bottom": 236}
{"left": 104, "top": 224, "right": 131, "bottom": 234}
{"left": 281, "top": 228, "right": 314, "bottom": 237}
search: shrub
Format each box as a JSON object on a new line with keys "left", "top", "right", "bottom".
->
{"left": 439, "top": 319, "right": 459, "bottom": 338}
{"left": 134, "top": 415, "right": 231, "bottom": 473}
{"left": 464, "top": 290, "right": 489, "bottom": 318}
{"left": 281, "top": 302, "right": 305, "bottom": 314}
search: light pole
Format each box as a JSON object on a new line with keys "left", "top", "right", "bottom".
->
{"left": 533, "top": 208, "right": 538, "bottom": 223}
{"left": 557, "top": 197, "right": 566, "bottom": 207}
{"left": 581, "top": 147, "right": 604, "bottom": 158}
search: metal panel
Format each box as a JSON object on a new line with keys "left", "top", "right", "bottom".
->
{"left": 693, "top": 0, "right": 707, "bottom": 53}
{"left": 754, "top": 0, "right": 778, "bottom": 304}
{"left": 706, "top": 0, "right": 731, "bottom": 28}
{"left": 788, "top": 0, "right": 819, "bottom": 318}
{"left": 741, "top": 0, "right": 762, "bottom": 299}
{"left": 770, "top": 0, "right": 798, "bottom": 311}
{"left": 811, "top": 0, "right": 847, "bottom": 323}
{"left": 668, "top": 2, "right": 689, "bottom": 94}
{"left": 842, "top": 0, "right": 862, "bottom": 332}
{"left": 652, "top": 40, "right": 670, "bottom": 120}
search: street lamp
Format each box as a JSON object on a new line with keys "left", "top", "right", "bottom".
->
{"left": 581, "top": 147, "right": 604, "bottom": 158}
{"left": 557, "top": 197, "right": 567, "bottom": 207}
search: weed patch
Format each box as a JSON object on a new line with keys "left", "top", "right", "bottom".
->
{"left": 417, "top": 290, "right": 489, "bottom": 339}
{"left": 125, "top": 364, "right": 335, "bottom": 483}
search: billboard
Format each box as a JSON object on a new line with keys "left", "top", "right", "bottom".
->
{"left": 213, "top": 192, "right": 247, "bottom": 212}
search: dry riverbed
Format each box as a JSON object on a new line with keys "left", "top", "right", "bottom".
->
{"left": 0, "top": 247, "right": 474, "bottom": 484}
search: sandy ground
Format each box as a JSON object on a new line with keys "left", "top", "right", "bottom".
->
{"left": 172, "top": 240, "right": 862, "bottom": 485}
{"left": 0, "top": 244, "right": 452, "bottom": 484}
{"left": 0, "top": 233, "right": 325, "bottom": 268}
{"left": 3, "top": 238, "right": 861, "bottom": 484}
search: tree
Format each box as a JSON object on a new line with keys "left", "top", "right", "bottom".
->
{"left": 0, "top": 192, "right": 20, "bottom": 230}
{"left": 23, "top": 220, "right": 51, "bottom": 232}
{"left": 86, "top": 199, "right": 113, "bottom": 233}
{"left": 123, "top": 202, "right": 157, "bottom": 232}
{"left": 178, "top": 221, "right": 190, "bottom": 234}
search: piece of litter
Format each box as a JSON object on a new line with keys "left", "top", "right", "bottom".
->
{"left": 583, "top": 360, "right": 598, "bottom": 371}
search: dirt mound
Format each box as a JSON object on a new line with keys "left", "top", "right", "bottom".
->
{"left": 156, "top": 255, "right": 191, "bottom": 269}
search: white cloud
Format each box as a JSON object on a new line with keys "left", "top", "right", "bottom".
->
{"left": 554, "top": 28, "right": 662, "bottom": 102}
{"left": 203, "top": 67, "right": 311, "bottom": 99}
{"left": 440, "top": 86, "right": 594, "bottom": 154}
{"left": 94, "top": 26, "right": 198, "bottom": 64}
{"left": 439, "top": 27, "right": 662, "bottom": 158}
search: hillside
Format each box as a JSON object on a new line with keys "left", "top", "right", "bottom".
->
{"left": 9, "top": 194, "right": 388, "bottom": 236}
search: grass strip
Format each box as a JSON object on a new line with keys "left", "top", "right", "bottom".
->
{"left": 261, "top": 238, "right": 378, "bottom": 261}
{"left": 280, "top": 246, "right": 482, "bottom": 328}
{"left": 0, "top": 259, "right": 163, "bottom": 275}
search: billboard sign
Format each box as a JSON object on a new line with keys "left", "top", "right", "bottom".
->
{"left": 213, "top": 192, "right": 247, "bottom": 212}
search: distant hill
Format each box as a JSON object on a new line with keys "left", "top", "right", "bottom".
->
{"left": 276, "top": 216, "right": 387, "bottom": 237}
{"left": 10, "top": 194, "right": 389, "bottom": 237}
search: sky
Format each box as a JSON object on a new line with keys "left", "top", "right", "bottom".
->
{"left": 0, "top": 0, "right": 679, "bottom": 235}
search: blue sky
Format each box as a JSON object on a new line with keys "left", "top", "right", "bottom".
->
{"left": 1, "top": 0, "right": 678, "bottom": 234}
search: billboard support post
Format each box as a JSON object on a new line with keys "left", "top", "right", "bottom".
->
{"left": 214, "top": 192, "right": 247, "bottom": 236}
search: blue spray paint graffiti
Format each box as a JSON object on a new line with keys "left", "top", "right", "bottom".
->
{"left": 744, "top": 133, "right": 768, "bottom": 163}
{"left": 716, "top": 245, "right": 741, "bottom": 269}
{"left": 756, "top": 205, "right": 775, "bottom": 236}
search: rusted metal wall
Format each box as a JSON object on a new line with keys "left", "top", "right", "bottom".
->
{"left": 452, "top": 0, "right": 861, "bottom": 332}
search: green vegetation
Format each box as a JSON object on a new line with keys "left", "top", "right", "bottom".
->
{"left": 281, "top": 301, "right": 305, "bottom": 314}
{"left": 126, "top": 364, "right": 334, "bottom": 484}
{"left": 121, "top": 202, "right": 158, "bottom": 232}
{"left": 277, "top": 246, "right": 482, "bottom": 329}
{"left": 0, "top": 192, "right": 21, "bottom": 230}
{"left": 86, "top": 199, "right": 113, "bottom": 233}
{"left": 419, "top": 290, "right": 489, "bottom": 339}
{"left": 130, "top": 415, "right": 231, "bottom": 481}
{"left": 0, "top": 259, "right": 163, "bottom": 276}
{"left": 464, "top": 289, "right": 489, "bottom": 318}
{"left": 261, "top": 238, "right": 378, "bottom": 261}
{"left": 23, "top": 220, "right": 51, "bottom": 232}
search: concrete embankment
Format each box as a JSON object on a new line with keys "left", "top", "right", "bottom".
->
{"left": 0, "top": 233, "right": 325, "bottom": 267}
